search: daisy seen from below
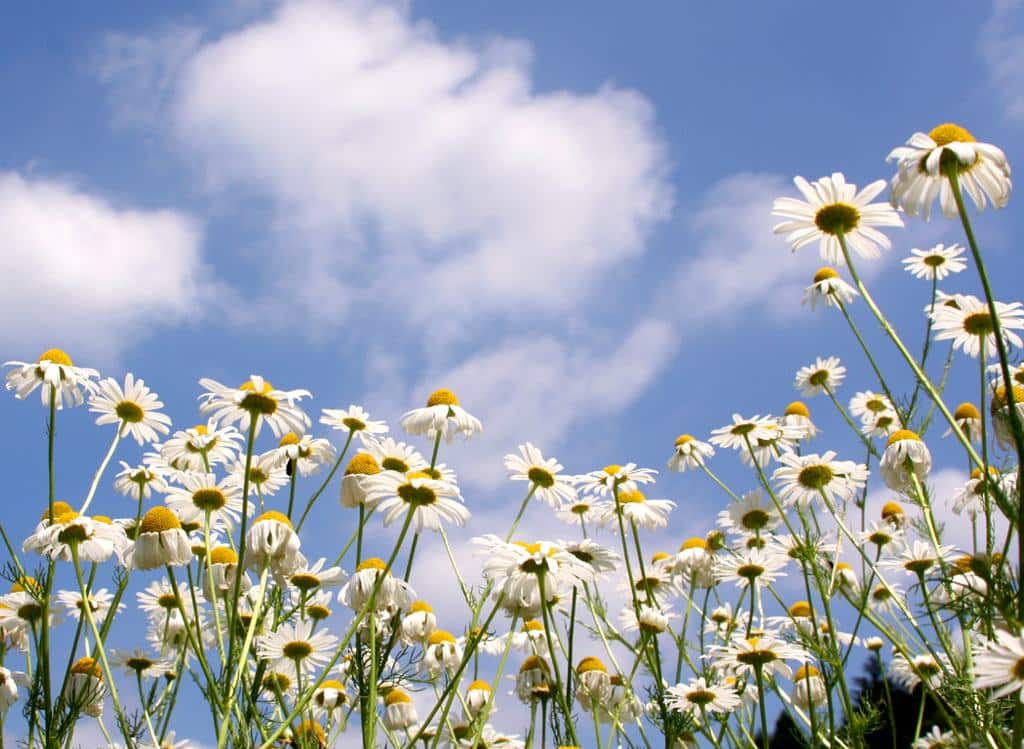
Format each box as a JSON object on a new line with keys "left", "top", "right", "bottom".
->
{"left": 804, "top": 266, "right": 858, "bottom": 310}
{"left": 717, "top": 489, "right": 782, "bottom": 536}
{"left": 163, "top": 472, "right": 245, "bottom": 531}
{"left": 849, "top": 390, "right": 896, "bottom": 422}
{"left": 555, "top": 499, "right": 599, "bottom": 527}
{"left": 709, "top": 414, "right": 781, "bottom": 454}
{"left": 576, "top": 462, "right": 657, "bottom": 497}
{"left": 712, "top": 634, "right": 806, "bottom": 681}
{"left": 888, "top": 123, "right": 1011, "bottom": 219}
{"left": 781, "top": 401, "right": 818, "bottom": 440}
{"left": 794, "top": 356, "right": 846, "bottom": 397}
{"left": 4, "top": 348, "right": 99, "bottom": 408}
{"left": 715, "top": 546, "right": 788, "bottom": 589}
{"left": 320, "top": 404, "right": 388, "bottom": 444}
{"left": 973, "top": 628, "right": 1024, "bottom": 702}
{"left": 273, "top": 432, "right": 336, "bottom": 476}
{"left": 89, "top": 373, "right": 172, "bottom": 444}
{"left": 359, "top": 437, "right": 427, "bottom": 475}
{"left": 401, "top": 388, "right": 482, "bottom": 442}
{"left": 504, "top": 443, "right": 577, "bottom": 508}
{"left": 772, "top": 451, "right": 868, "bottom": 508}
{"left": 879, "top": 429, "right": 932, "bottom": 492}
{"left": 666, "top": 434, "right": 715, "bottom": 472}
{"left": 945, "top": 402, "right": 983, "bottom": 443}
{"left": 160, "top": 421, "right": 242, "bottom": 472}
{"left": 362, "top": 471, "right": 469, "bottom": 533}
{"left": 198, "top": 374, "right": 311, "bottom": 438}
{"left": 226, "top": 452, "right": 289, "bottom": 497}
{"left": 772, "top": 172, "right": 903, "bottom": 264}
{"left": 113, "top": 461, "right": 168, "bottom": 499}
{"left": 932, "top": 293, "right": 1024, "bottom": 359}
{"left": 257, "top": 619, "right": 338, "bottom": 676}
{"left": 902, "top": 243, "right": 967, "bottom": 281}
{"left": 597, "top": 488, "right": 675, "bottom": 530}
{"left": 665, "top": 677, "right": 741, "bottom": 720}
{"left": 127, "top": 507, "right": 193, "bottom": 570}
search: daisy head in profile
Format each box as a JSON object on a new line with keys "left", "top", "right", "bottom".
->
{"left": 4, "top": 348, "right": 99, "bottom": 409}
{"left": 401, "top": 388, "right": 482, "bottom": 443}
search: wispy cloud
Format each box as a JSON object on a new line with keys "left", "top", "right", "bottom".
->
{"left": 980, "top": 0, "right": 1024, "bottom": 124}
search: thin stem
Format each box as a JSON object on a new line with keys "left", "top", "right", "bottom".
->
{"left": 296, "top": 431, "right": 354, "bottom": 532}
{"left": 79, "top": 425, "right": 123, "bottom": 514}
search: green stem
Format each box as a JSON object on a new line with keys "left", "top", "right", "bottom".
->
{"left": 296, "top": 431, "right": 353, "bottom": 532}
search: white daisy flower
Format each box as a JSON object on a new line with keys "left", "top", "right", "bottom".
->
{"left": 160, "top": 421, "right": 242, "bottom": 472}
{"left": 0, "top": 667, "right": 27, "bottom": 715}
{"left": 932, "top": 293, "right": 1024, "bottom": 359}
{"left": 667, "top": 434, "right": 715, "bottom": 472}
{"left": 504, "top": 443, "right": 577, "bottom": 508}
{"left": 273, "top": 432, "right": 336, "bottom": 477}
{"left": 199, "top": 375, "right": 311, "bottom": 439}
{"left": 559, "top": 538, "right": 619, "bottom": 577}
{"left": 55, "top": 589, "right": 123, "bottom": 621}
{"left": 711, "top": 634, "right": 806, "bottom": 681}
{"left": 849, "top": 391, "right": 896, "bottom": 422}
{"left": 618, "top": 603, "right": 677, "bottom": 635}
{"left": 312, "top": 678, "right": 350, "bottom": 714}
{"left": 136, "top": 579, "right": 205, "bottom": 625}
{"left": 401, "top": 388, "right": 482, "bottom": 443}
{"left": 320, "top": 405, "right": 388, "bottom": 445}
{"left": 666, "top": 677, "right": 741, "bottom": 719}
{"left": 715, "top": 547, "right": 788, "bottom": 589}
{"left": 339, "top": 453, "right": 382, "bottom": 508}
{"left": 772, "top": 172, "right": 903, "bottom": 264}
{"left": 382, "top": 688, "right": 418, "bottom": 730}
{"left": 113, "top": 461, "right": 168, "bottom": 500}
{"left": 257, "top": 619, "right": 337, "bottom": 676}
{"left": 288, "top": 557, "right": 346, "bottom": 594}
{"left": 474, "top": 536, "right": 592, "bottom": 614}
{"left": 597, "top": 489, "right": 675, "bottom": 530}
{"left": 772, "top": 451, "right": 868, "bottom": 508}
{"left": 902, "top": 243, "right": 967, "bottom": 281}
{"left": 4, "top": 348, "right": 98, "bottom": 409}
{"left": 973, "top": 628, "right": 1024, "bottom": 702}
{"left": 245, "top": 511, "right": 304, "bottom": 578}
{"left": 890, "top": 651, "right": 951, "bottom": 691}
{"left": 710, "top": 414, "right": 799, "bottom": 466}
{"left": 89, "top": 374, "right": 171, "bottom": 444}
{"left": 63, "top": 658, "right": 105, "bottom": 717}
{"left": 790, "top": 665, "right": 827, "bottom": 711}
{"left": 860, "top": 410, "right": 901, "bottom": 439}
{"left": 34, "top": 511, "right": 125, "bottom": 564}
{"left": 362, "top": 471, "right": 469, "bottom": 533}
{"left": 125, "top": 507, "right": 193, "bottom": 570}
{"left": 794, "top": 356, "right": 846, "bottom": 397}
{"left": 576, "top": 463, "right": 657, "bottom": 497}
{"left": 866, "top": 580, "right": 904, "bottom": 614}
{"left": 400, "top": 601, "right": 437, "bottom": 644}
{"left": 991, "top": 384, "right": 1024, "bottom": 449}
{"left": 164, "top": 472, "right": 245, "bottom": 532}
{"left": 912, "top": 725, "right": 957, "bottom": 749}
{"left": 888, "top": 123, "right": 1011, "bottom": 219}
{"left": 879, "top": 430, "right": 932, "bottom": 492}
{"left": 803, "top": 266, "right": 858, "bottom": 310}
{"left": 225, "top": 452, "right": 289, "bottom": 497}
{"left": 944, "top": 402, "right": 983, "bottom": 443}
{"left": 358, "top": 437, "right": 427, "bottom": 475}
{"left": 781, "top": 401, "right": 818, "bottom": 441}
{"left": 950, "top": 467, "right": 1010, "bottom": 518}
{"left": 422, "top": 629, "right": 463, "bottom": 679}
{"left": 338, "top": 557, "right": 415, "bottom": 615}
{"left": 717, "top": 489, "right": 782, "bottom": 535}
{"left": 555, "top": 499, "right": 600, "bottom": 527}
{"left": 881, "top": 539, "right": 957, "bottom": 578}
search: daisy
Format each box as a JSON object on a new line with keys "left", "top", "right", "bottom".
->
{"left": 4, "top": 348, "right": 98, "bottom": 409}
{"left": 164, "top": 472, "right": 245, "bottom": 531}
{"left": 576, "top": 463, "right": 657, "bottom": 497}
{"left": 273, "top": 432, "right": 336, "bottom": 477}
{"left": 160, "top": 421, "right": 242, "bottom": 472}
{"left": 890, "top": 651, "right": 951, "bottom": 691}
{"left": 973, "top": 628, "right": 1024, "bottom": 702}
{"left": 198, "top": 375, "right": 311, "bottom": 439}
{"left": 945, "top": 402, "right": 982, "bottom": 443}
{"left": 597, "top": 489, "right": 675, "bottom": 530}
{"left": 790, "top": 665, "right": 827, "bottom": 711}
{"left": 63, "top": 657, "right": 105, "bottom": 717}
{"left": 89, "top": 374, "right": 171, "bottom": 444}
{"left": 715, "top": 547, "right": 788, "bottom": 589}
{"left": 400, "top": 388, "right": 482, "bottom": 443}
{"left": 203, "top": 546, "right": 250, "bottom": 599}
{"left": 857, "top": 520, "right": 903, "bottom": 551}
{"left": 245, "top": 511, "right": 304, "bottom": 578}
{"left": 382, "top": 689, "right": 418, "bottom": 730}
{"left": 803, "top": 266, "right": 858, "bottom": 310}
{"left": 504, "top": 443, "right": 577, "bottom": 508}
{"left": 991, "top": 384, "right": 1024, "bottom": 449}
{"left": 888, "top": 123, "right": 1011, "bottom": 219}
{"left": 257, "top": 619, "right": 338, "bottom": 676}
{"left": 882, "top": 539, "right": 957, "bottom": 578}
{"left": 474, "top": 536, "right": 591, "bottom": 614}
{"left": 933, "top": 294, "right": 1024, "bottom": 359}
{"left": 879, "top": 430, "right": 932, "bottom": 492}
{"left": 574, "top": 657, "right": 612, "bottom": 712}
{"left": 710, "top": 415, "right": 799, "bottom": 466}
{"left": 618, "top": 603, "right": 677, "bottom": 635}
{"left": 781, "top": 401, "right": 818, "bottom": 441}
{"left": 362, "top": 471, "right": 469, "bottom": 533}
{"left": 464, "top": 679, "right": 495, "bottom": 718}
{"left": 422, "top": 630, "right": 462, "bottom": 679}
{"left": 717, "top": 490, "right": 782, "bottom": 536}
{"left": 866, "top": 580, "right": 904, "bottom": 614}
{"left": 338, "top": 557, "right": 415, "bottom": 615}
{"left": 666, "top": 677, "right": 741, "bottom": 719}
{"left": 0, "top": 667, "right": 26, "bottom": 715}
{"left": 312, "top": 678, "right": 350, "bottom": 714}
{"left": 902, "top": 243, "right": 967, "bottom": 281}
{"left": 861, "top": 410, "right": 901, "bottom": 439}
{"left": 113, "top": 462, "right": 168, "bottom": 500}
{"left": 559, "top": 538, "right": 619, "bottom": 577}
{"left": 108, "top": 649, "right": 171, "bottom": 680}
{"left": 225, "top": 452, "right": 289, "bottom": 497}
{"left": 400, "top": 601, "right": 437, "bottom": 644}
{"left": 772, "top": 451, "right": 868, "bottom": 508}
{"left": 912, "top": 726, "right": 957, "bottom": 749}
{"left": 772, "top": 172, "right": 903, "bottom": 264}
{"left": 555, "top": 499, "right": 600, "bottom": 527}
{"left": 794, "top": 356, "right": 846, "bottom": 397}
{"left": 320, "top": 405, "right": 388, "bottom": 445}
{"left": 711, "top": 634, "right": 806, "bottom": 681}
{"left": 288, "top": 557, "right": 347, "bottom": 594}
{"left": 35, "top": 511, "right": 124, "bottom": 564}
{"left": 358, "top": 437, "right": 427, "bottom": 475}
{"left": 666, "top": 434, "right": 715, "bottom": 472}
{"left": 55, "top": 589, "right": 122, "bottom": 621}
{"left": 137, "top": 579, "right": 205, "bottom": 625}
{"left": 849, "top": 391, "right": 896, "bottom": 422}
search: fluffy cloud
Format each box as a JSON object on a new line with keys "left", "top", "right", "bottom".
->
{"left": 0, "top": 172, "right": 206, "bottom": 363}
{"left": 100, "top": 0, "right": 672, "bottom": 333}
{"left": 980, "top": 0, "right": 1024, "bottom": 124}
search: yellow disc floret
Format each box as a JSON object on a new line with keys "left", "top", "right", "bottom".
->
{"left": 279, "top": 432, "right": 301, "bottom": 447}
{"left": 254, "top": 510, "right": 292, "bottom": 528}
{"left": 139, "top": 506, "right": 182, "bottom": 535}
{"left": 788, "top": 601, "right": 813, "bottom": 618}
{"left": 954, "top": 402, "right": 980, "bottom": 420}
{"left": 39, "top": 348, "right": 73, "bottom": 366}
{"left": 784, "top": 401, "right": 810, "bottom": 418}
{"left": 41, "top": 501, "right": 74, "bottom": 522}
{"left": 345, "top": 454, "right": 381, "bottom": 476}
{"left": 576, "top": 656, "right": 608, "bottom": 674}
{"left": 426, "top": 388, "right": 459, "bottom": 407}
{"left": 674, "top": 434, "right": 694, "bottom": 447}
{"left": 410, "top": 601, "right": 433, "bottom": 614}
{"left": 70, "top": 657, "right": 102, "bottom": 678}
{"left": 813, "top": 267, "right": 839, "bottom": 283}
{"left": 929, "top": 123, "right": 975, "bottom": 146}
{"left": 887, "top": 429, "right": 921, "bottom": 446}
{"left": 209, "top": 546, "right": 238, "bottom": 565}
{"left": 680, "top": 537, "right": 708, "bottom": 552}
{"left": 427, "top": 630, "right": 456, "bottom": 646}
{"left": 356, "top": 557, "right": 388, "bottom": 573}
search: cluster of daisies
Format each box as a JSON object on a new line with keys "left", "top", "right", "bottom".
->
{"left": 0, "top": 121, "right": 1021, "bottom": 749}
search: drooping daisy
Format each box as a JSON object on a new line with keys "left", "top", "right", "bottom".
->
{"left": 312, "top": 678, "right": 350, "bottom": 714}
{"left": 790, "top": 665, "right": 827, "bottom": 711}
{"left": 666, "top": 677, "right": 741, "bottom": 720}
{"left": 879, "top": 430, "right": 932, "bottom": 492}
{"left": 401, "top": 388, "right": 482, "bottom": 443}
{"left": 973, "top": 628, "right": 1024, "bottom": 702}
{"left": 618, "top": 603, "right": 677, "bottom": 635}
{"left": 781, "top": 401, "right": 818, "bottom": 441}
{"left": 902, "top": 243, "right": 967, "bottom": 281}
{"left": 717, "top": 490, "right": 782, "bottom": 536}
{"left": 63, "top": 657, "right": 105, "bottom": 717}
{"left": 666, "top": 434, "right": 715, "bottom": 472}
{"left": 0, "top": 667, "right": 27, "bottom": 715}
{"left": 945, "top": 402, "right": 983, "bottom": 443}
{"left": 4, "top": 348, "right": 99, "bottom": 409}
{"left": 576, "top": 463, "right": 658, "bottom": 497}
{"left": 125, "top": 507, "right": 193, "bottom": 570}
{"left": 203, "top": 546, "right": 250, "bottom": 599}
{"left": 794, "top": 356, "right": 846, "bottom": 397}
{"left": 89, "top": 374, "right": 172, "bottom": 444}
{"left": 574, "top": 657, "right": 612, "bottom": 712}
{"left": 597, "top": 489, "right": 675, "bottom": 530}
{"left": 34, "top": 511, "right": 125, "bottom": 564}
{"left": 888, "top": 123, "right": 1011, "bottom": 219}
{"left": 160, "top": 421, "right": 242, "bottom": 472}
{"left": 400, "top": 601, "right": 437, "bottom": 644}
{"left": 504, "top": 443, "right": 577, "bottom": 508}
{"left": 772, "top": 173, "right": 904, "bottom": 264}
{"left": 320, "top": 405, "right": 388, "bottom": 445}
{"left": 245, "top": 511, "right": 304, "bottom": 578}
{"left": 164, "top": 472, "right": 245, "bottom": 531}
{"left": 338, "top": 557, "right": 416, "bottom": 615}
{"left": 951, "top": 467, "right": 1010, "bottom": 518}
{"left": 422, "top": 629, "right": 463, "bottom": 679}
{"left": 715, "top": 547, "right": 789, "bottom": 590}
{"left": 890, "top": 651, "right": 951, "bottom": 691}
{"left": 933, "top": 294, "right": 1024, "bottom": 359}
{"left": 772, "top": 451, "right": 868, "bottom": 508}
{"left": 362, "top": 471, "right": 469, "bottom": 533}
{"left": 273, "top": 432, "right": 336, "bottom": 477}
{"left": 474, "top": 536, "right": 592, "bottom": 614}
{"left": 198, "top": 375, "right": 311, "bottom": 438}
{"left": 803, "top": 267, "right": 858, "bottom": 310}
{"left": 382, "top": 688, "right": 418, "bottom": 730}
{"left": 257, "top": 619, "right": 338, "bottom": 676}
{"left": 991, "top": 384, "right": 1024, "bottom": 449}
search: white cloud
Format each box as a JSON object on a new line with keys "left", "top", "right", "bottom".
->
{"left": 0, "top": 172, "right": 207, "bottom": 363}
{"left": 101, "top": 0, "right": 672, "bottom": 334}
{"left": 980, "top": 0, "right": 1024, "bottom": 123}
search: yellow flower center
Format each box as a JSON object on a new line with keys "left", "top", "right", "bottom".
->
{"left": 602, "top": 464, "right": 622, "bottom": 475}
{"left": 524, "top": 619, "right": 544, "bottom": 632}
{"left": 238, "top": 379, "right": 278, "bottom": 415}
{"left": 929, "top": 123, "right": 975, "bottom": 146}
{"left": 254, "top": 510, "right": 292, "bottom": 527}
{"left": 427, "top": 630, "right": 456, "bottom": 646}
{"left": 798, "top": 464, "right": 833, "bottom": 490}
{"left": 527, "top": 466, "right": 556, "bottom": 488}
{"left": 39, "top": 348, "right": 73, "bottom": 366}
{"left": 41, "top": 501, "right": 74, "bottom": 521}
{"left": 923, "top": 253, "right": 947, "bottom": 268}
{"left": 737, "top": 563, "right": 766, "bottom": 580}
{"left": 357, "top": 557, "right": 387, "bottom": 573}
{"left": 139, "top": 507, "right": 182, "bottom": 534}
{"left": 794, "top": 665, "right": 821, "bottom": 680}
{"left": 617, "top": 489, "right": 645, "bottom": 504}
{"left": 70, "top": 657, "right": 102, "bottom": 678}
{"left": 962, "top": 312, "right": 995, "bottom": 336}
{"left": 887, "top": 429, "right": 922, "bottom": 446}
{"left": 576, "top": 656, "right": 607, "bottom": 674}
{"left": 290, "top": 573, "right": 321, "bottom": 592}
{"left": 282, "top": 640, "right": 313, "bottom": 660}
{"left": 381, "top": 456, "right": 409, "bottom": 472}
{"left": 569, "top": 502, "right": 590, "bottom": 515}
{"left": 345, "top": 454, "right": 381, "bottom": 476}
{"left": 955, "top": 402, "right": 980, "bottom": 420}
{"left": 262, "top": 672, "right": 292, "bottom": 692}
{"left": 680, "top": 537, "right": 708, "bottom": 552}
{"left": 292, "top": 721, "right": 325, "bottom": 745}
{"left": 520, "top": 656, "right": 550, "bottom": 674}
{"left": 788, "top": 601, "right": 812, "bottom": 618}
{"left": 397, "top": 482, "right": 437, "bottom": 507}
{"left": 467, "top": 679, "right": 491, "bottom": 692}
{"left": 385, "top": 689, "right": 412, "bottom": 705}
{"left": 813, "top": 267, "right": 839, "bottom": 283}
{"left": 11, "top": 576, "right": 38, "bottom": 594}
{"left": 674, "top": 434, "right": 694, "bottom": 446}
{"left": 115, "top": 400, "right": 145, "bottom": 423}
{"left": 785, "top": 401, "right": 810, "bottom": 418}
{"left": 741, "top": 509, "right": 771, "bottom": 531}
{"left": 685, "top": 688, "right": 717, "bottom": 706}
{"left": 343, "top": 416, "right": 367, "bottom": 431}
{"left": 125, "top": 656, "right": 155, "bottom": 672}
{"left": 192, "top": 488, "right": 227, "bottom": 511}
{"left": 426, "top": 388, "right": 459, "bottom": 407}
{"left": 209, "top": 546, "right": 238, "bottom": 565}
{"left": 814, "top": 203, "right": 860, "bottom": 236}
{"left": 279, "top": 432, "right": 301, "bottom": 446}
{"left": 992, "top": 385, "right": 1024, "bottom": 412}
{"left": 881, "top": 501, "right": 904, "bottom": 520}
{"left": 808, "top": 369, "right": 830, "bottom": 386}
{"left": 410, "top": 600, "right": 433, "bottom": 614}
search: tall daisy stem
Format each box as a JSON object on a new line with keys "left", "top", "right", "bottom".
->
{"left": 79, "top": 426, "right": 123, "bottom": 515}
{"left": 296, "top": 431, "right": 353, "bottom": 532}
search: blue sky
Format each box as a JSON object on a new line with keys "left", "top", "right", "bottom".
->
{"left": 2, "top": 0, "right": 1023, "bottom": 745}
